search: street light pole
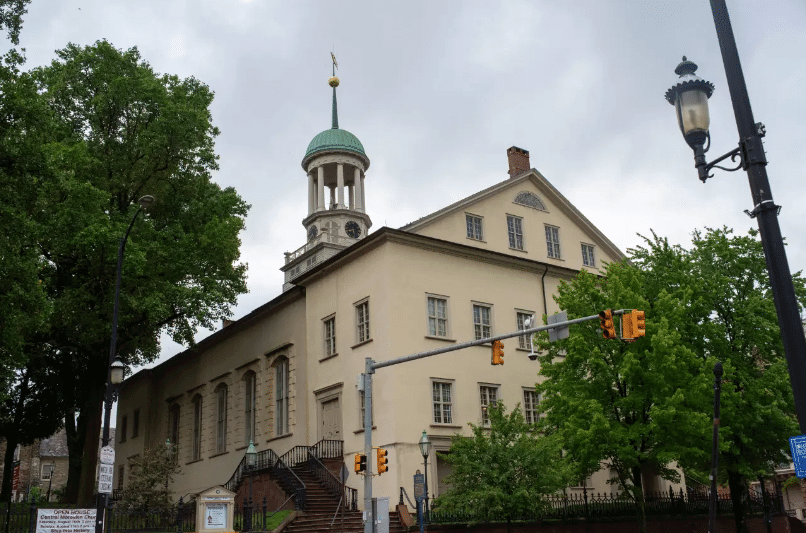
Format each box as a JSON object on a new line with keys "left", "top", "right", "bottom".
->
{"left": 418, "top": 431, "right": 431, "bottom": 525}
{"left": 667, "top": 2, "right": 806, "bottom": 434}
{"left": 95, "top": 195, "right": 154, "bottom": 533}
{"left": 46, "top": 463, "right": 55, "bottom": 503}
{"left": 708, "top": 362, "right": 723, "bottom": 533}
{"left": 708, "top": 0, "right": 806, "bottom": 435}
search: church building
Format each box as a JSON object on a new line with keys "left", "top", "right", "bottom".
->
{"left": 113, "top": 70, "right": 681, "bottom": 511}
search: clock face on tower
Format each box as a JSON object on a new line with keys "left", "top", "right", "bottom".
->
{"left": 345, "top": 221, "right": 361, "bottom": 239}
{"left": 307, "top": 225, "right": 318, "bottom": 241}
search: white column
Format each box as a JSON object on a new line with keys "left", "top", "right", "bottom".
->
{"left": 348, "top": 183, "right": 355, "bottom": 210}
{"left": 337, "top": 163, "right": 345, "bottom": 208}
{"left": 354, "top": 167, "right": 363, "bottom": 211}
{"left": 307, "top": 172, "right": 314, "bottom": 215}
{"left": 360, "top": 172, "right": 366, "bottom": 213}
{"left": 317, "top": 166, "right": 325, "bottom": 212}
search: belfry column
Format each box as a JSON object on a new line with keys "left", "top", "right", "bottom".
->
{"left": 354, "top": 167, "right": 363, "bottom": 211}
{"left": 337, "top": 163, "right": 345, "bottom": 208}
{"left": 307, "top": 171, "right": 315, "bottom": 214}
{"left": 317, "top": 166, "right": 325, "bottom": 211}
{"left": 360, "top": 170, "right": 366, "bottom": 213}
{"left": 348, "top": 183, "right": 355, "bottom": 209}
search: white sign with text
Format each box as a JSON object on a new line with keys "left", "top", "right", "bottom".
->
{"left": 36, "top": 509, "right": 95, "bottom": 533}
{"left": 98, "top": 464, "right": 113, "bottom": 494}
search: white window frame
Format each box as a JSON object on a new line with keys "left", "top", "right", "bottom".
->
{"left": 432, "top": 380, "right": 454, "bottom": 425}
{"left": 192, "top": 395, "right": 202, "bottom": 461}
{"left": 426, "top": 295, "right": 449, "bottom": 338}
{"left": 545, "top": 225, "right": 561, "bottom": 259}
{"left": 479, "top": 384, "right": 500, "bottom": 426}
{"left": 472, "top": 303, "right": 492, "bottom": 340}
{"left": 244, "top": 372, "right": 256, "bottom": 446}
{"left": 323, "top": 315, "right": 336, "bottom": 357}
{"left": 581, "top": 243, "right": 596, "bottom": 267}
{"left": 275, "top": 357, "right": 289, "bottom": 436}
{"left": 507, "top": 214, "right": 524, "bottom": 250}
{"left": 41, "top": 464, "right": 53, "bottom": 480}
{"left": 516, "top": 310, "right": 535, "bottom": 350}
{"left": 465, "top": 213, "right": 484, "bottom": 241}
{"left": 355, "top": 299, "right": 370, "bottom": 344}
{"left": 215, "top": 384, "right": 227, "bottom": 454}
{"left": 523, "top": 388, "right": 539, "bottom": 424}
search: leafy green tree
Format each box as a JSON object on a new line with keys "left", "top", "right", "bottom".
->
{"left": 21, "top": 41, "right": 250, "bottom": 505}
{"left": 435, "top": 402, "right": 570, "bottom": 532}
{"left": 631, "top": 228, "right": 803, "bottom": 533}
{"left": 0, "top": 0, "right": 30, "bottom": 45}
{"left": 119, "top": 442, "right": 180, "bottom": 513}
{"left": 536, "top": 260, "right": 711, "bottom": 533}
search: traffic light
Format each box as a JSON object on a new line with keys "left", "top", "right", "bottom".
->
{"left": 633, "top": 310, "right": 646, "bottom": 338}
{"left": 376, "top": 448, "right": 388, "bottom": 474}
{"left": 354, "top": 453, "right": 366, "bottom": 473}
{"left": 491, "top": 340, "right": 504, "bottom": 365}
{"left": 598, "top": 309, "right": 616, "bottom": 339}
{"left": 622, "top": 311, "right": 633, "bottom": 340}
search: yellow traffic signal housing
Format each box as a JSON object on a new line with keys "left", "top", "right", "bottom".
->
{"left": 599, "top": 309, "right": 617, "bottom": 340}
{"left": 354, "top": 453, "right": 366, "bottom": 473}
{"left": 491, "top": 340, "right": 505, "bottom": 365}
{"left": 376, "top": 448, "right": 389, "bottom": 474}
{"left": 633, "top": 310, "right": 646, "bottom": 338}
{"left": 622, "top": 311, "right": 634, "bottom": 341}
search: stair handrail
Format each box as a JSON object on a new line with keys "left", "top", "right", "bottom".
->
{"left": 310, "top": 439, "right": 344, "bottom": 459}
{"left": 305, "top": 449, "right": 358, "bottom": 510}
{"left": 275, "top": 448, "right": 307, "bottom": 510}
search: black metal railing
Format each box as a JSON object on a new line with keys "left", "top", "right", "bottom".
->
{"left": 310, "top": 439, "right": 344, "bottom": 459}
{"left": 427, "top": 487, "right": 783, "bottom": 525}
{"left": 305, "top": 449, "right": 357, "bottom": 511}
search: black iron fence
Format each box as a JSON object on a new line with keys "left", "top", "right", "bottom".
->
{"left": 3, "top": 497, "right": 196, "bottom": 533}
{"left": 427, "top": 486, "right": 784, "bottom": 525}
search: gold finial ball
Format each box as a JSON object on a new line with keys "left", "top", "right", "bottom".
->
{"left": 328, "top": 76, "right": 340, "bottom": 87}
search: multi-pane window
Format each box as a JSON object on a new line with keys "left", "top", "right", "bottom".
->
{"left": 244, "top": 372, "right": 256, "bottom": 445}
{"left": 356, "top": 301, "right": 370, "bottom": 343}
{"left": 466, "top": 214, "right": 483, "bottom": 241}
{"left": 275, "top": 358, "right": 289, "bottom": 436}
{"left": 517, "top": 311, "right": 534, "bottom": 350}
{"left": 507, "top": 215, "right": 524, "bottom": 250}
{"left": 479, "top": 385, "right": 499, "bottom": 426}
{"left": 427, "top": 296, "right": 448, "bottom": 337}
{"left": 192, "top": 395, "right": 202, "bottom": 461}
{"left": 432, "top": 381, "right": 453, "bottom": 424}
{"left": 324, "top": 317, "right": 336, "bottom": 356}
{"left": 169, "top": 404, "right": 180, "bottom": 463}
{"left": 358, "top": 390, "right": 374, "bottom": 429}
{"left": 120, "top": 416, "right": 128, "bottom": 442}
{"left": 523, "top": 389, "right": 539, "bottom": 424}
{"left": 132, "top": 409, "right": 140, "bottom": 438}
{"left": 473, "top": 304, "right": 492, "bottom": 340}
{"left": 581, "top": 243, "right": 596, "bottom": 267}
{"left": 545, "top": 225, "right": 561, "bottom": 258}
{"left": 41, "top": 465, "right": 52, "bottom": 480}
{"left": 216, "top": 384, "right": 227, "bottom": 454}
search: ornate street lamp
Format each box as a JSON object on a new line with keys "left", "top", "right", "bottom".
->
{"left": 96, "top": 195, "right": 154, "bottom": 533}
{"left": 665, "top": 2, "right": 806, "bottom": 445}
{"left": 244, "top": 440, "right": 257, "bottom": 532}
{"left": 418, "top": 431, "right": 431, "bottom": 523}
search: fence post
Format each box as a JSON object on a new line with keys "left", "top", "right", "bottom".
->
{"left": 583, "top": 486, "right": 589, "bottom": 519}
{"left": 5, "top": 500, "right": 11, "bottom": 533}
{"left": 28, "top": 495, "right": 36, "bottom": 533}
{"left": 262, "top": 497, "right": 266, "bottom": 530}
{"left": 176, "top": 497, "right": 183, "bottom": 533}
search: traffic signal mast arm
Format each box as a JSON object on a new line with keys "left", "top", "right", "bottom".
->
{"left": 370, "top": 310, "right": 632, "bottom": 372}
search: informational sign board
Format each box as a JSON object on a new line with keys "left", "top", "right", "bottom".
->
{"left": 413, "top": 473, "right": 425, "bottom": 500}
{"left": 790, "top": 435, "right": 806, "bottom": 478}
{"left": 36, "top": 509, "right": 95, "bottom": 533}
{"left": 204, "top": 504, "right": 227, "bottom": 528}
{"left": 98, "top": 464, "right": 113, "bottom": 494}
{"left": 99, "top": 446, "right": 115, "bottom": 465}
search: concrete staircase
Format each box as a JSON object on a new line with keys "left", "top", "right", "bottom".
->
{"left": 282, "top": 465, "right": 406, "bottom": 533}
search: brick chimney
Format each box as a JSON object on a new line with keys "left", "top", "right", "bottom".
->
{"left": 507, "top": 146, "right": 530, "bottom": 178}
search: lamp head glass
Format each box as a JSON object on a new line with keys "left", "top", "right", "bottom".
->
{"left": 110, "top": 357, "right": 125, "bottom": 385}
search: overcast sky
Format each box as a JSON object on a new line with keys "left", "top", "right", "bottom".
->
{"left": 12, "top": 0, "right": 806, "bottom": 368}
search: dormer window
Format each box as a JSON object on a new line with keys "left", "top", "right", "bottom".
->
{"left": 514, "top": 191, "right": 546, "bottom": 211}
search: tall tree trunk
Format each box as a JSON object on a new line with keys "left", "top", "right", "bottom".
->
{"left": 76, "top": 390, "right": 104, "bottom": 507}
{"left": 728, "top": 469, "right": 749, "bottom": 533}
{"left": 62, "top": 405, "right": 81, "bottom": 504}
{"left": 0, "top": 436, "right": 20, "bottom": 503}
{"left": 631, "top": 465, "right": 647, "bottom": 533}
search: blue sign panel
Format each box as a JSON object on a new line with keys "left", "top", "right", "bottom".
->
{"left": 789, "top": 435, "right": 806, "bottom": 478}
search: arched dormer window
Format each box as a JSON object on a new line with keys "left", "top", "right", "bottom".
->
{"left": 514, "top": 191, "right": 546, "bottom": 211}
{"left": 215, "top": 383, "right": 228, "bottom": 454}
{"left": 243, "top": 371, "right": 256, "bottom": 446}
